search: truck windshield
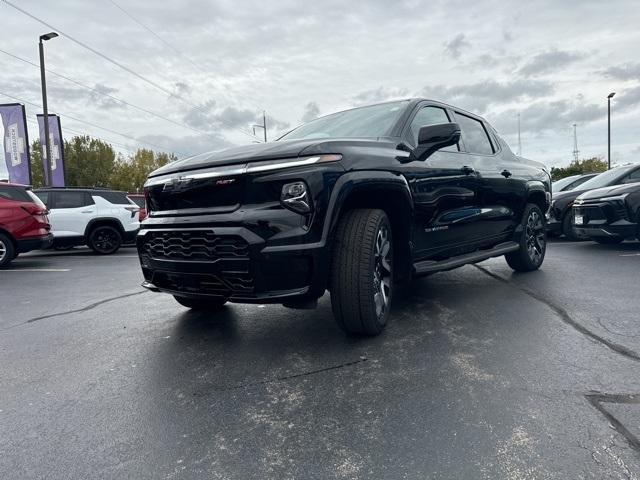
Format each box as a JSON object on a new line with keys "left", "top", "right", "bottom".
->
{"left": 279, "top": 100, "right": 409, "bottom": 141}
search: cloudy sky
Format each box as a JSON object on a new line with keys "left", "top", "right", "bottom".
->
{"left": 1, "top": 0, "right": 639, "bottom": 179}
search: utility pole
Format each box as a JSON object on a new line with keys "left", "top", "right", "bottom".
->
{"left": 607, "top": 92, "right": 615, "bottom": 170}
{"left": 517, "top": 113, "right": 522, "bottom": 157}
{"left": 39, "top": 32, "right": 58, "bottom": 186}
{"left": 251, "top": 110, "right": 268, "bottom": 143}
{"left": 572, "top": 124, "right": 579, "bottom": 162}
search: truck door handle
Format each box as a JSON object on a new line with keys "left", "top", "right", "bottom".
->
{"left": 461, "top": 166, "right": 475, "bottom": 175}
{"left": 501, "top": 169, "right": 512, "bottom": 178}
{"left": 81, "top": 210, "right": 93, "bottom": 213}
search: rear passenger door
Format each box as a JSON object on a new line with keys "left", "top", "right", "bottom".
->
{"left": 49, "top": 191, "right": 97, "bottom": 237}
{"left": 452, "top": 112, "right": 523, "bottom": 242}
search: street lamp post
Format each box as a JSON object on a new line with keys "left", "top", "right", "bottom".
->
{"left": 39, "top": 32, "right": 58, "bottom": 186}
{"left": 607, "top": 92, "right": 615, "bottom": 170}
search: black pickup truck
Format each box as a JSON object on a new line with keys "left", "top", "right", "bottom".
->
{"left": 137, "top": 99, "right": 551, "bottom": 335}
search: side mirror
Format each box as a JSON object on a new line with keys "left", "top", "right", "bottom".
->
{"left": 413, "top": 122, "right": 461, "bottom": 161}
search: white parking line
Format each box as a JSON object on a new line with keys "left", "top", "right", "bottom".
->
{"left": 620, "top": 253, "right": 640, "bottom": 257}
{"left": 2, "top": 268, "right": 71, "bottom": 272}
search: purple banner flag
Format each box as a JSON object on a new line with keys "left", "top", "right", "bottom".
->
{"left": 0, "top": 103, "right": 31, "bottom": 184}
{"left": 37, "top": 114, "right": 65, "bottom": 187}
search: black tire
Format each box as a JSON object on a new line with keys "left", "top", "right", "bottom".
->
{"left": 88, "top": 225, "right": 122, "bottom": 255}
{"left": 562, "top": 211, "right": 580, "bottom": 240}
{"left": 0, "top": 232, "right": 16, "bottom": 268}
{"left": 593, "top": 236, "right": 624, "bottom": 245}
{"left": 174, "top": 296, "right": 227, "bottom": 311}
{"left": 330, "top": 209, "right": 393, "bottom": 336}
{"left": 505, "top": 204, "right": 547, "bottom": 272}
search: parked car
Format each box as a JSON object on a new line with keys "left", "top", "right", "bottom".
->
{"left": 0, "top": 182, "right": 52, "bottom": 267}
{"left": 547, "top": 164, "right": 640, "bottom": 239}
{"left": 127, "top": 194, "right": 147, "bottom": 222}
{"left": 137, "top": 99, "right": 551, "bottom": 336}
{"left": 572, "top": 181, "right": 640, "bottom": 244}
{"left": 552, "top": 173, "right": 598, "bottom": 193}
{"left": 34, "top": 187, "right": 140, "bottom": 254}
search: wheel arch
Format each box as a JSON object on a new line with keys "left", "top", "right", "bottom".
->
{"left": 326, "top": 171, "right": 414, "bottom": 283}
{"left": 525, "top": 181, "right": 550, "bottom": 214}
{"left": 84, "top": 217, "right": 125, "bottom": 238}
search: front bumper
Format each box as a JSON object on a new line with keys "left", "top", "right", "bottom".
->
{"left": 16, "top": 233, "right": 54, "bottom": 253}
{"left": 546, "top": 217, "right": 563, "bottom": 235}
{"left": 136, "top": 226, "right": 329, "bottom": 304}
{"left": 572, "top": 202, "right": 638, "bottom": 239}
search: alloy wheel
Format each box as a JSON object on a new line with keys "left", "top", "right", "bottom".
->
{"left": 93, "top": 227, "right": 119, "bottom": 253}
{"left": 373, "top": 225, "right": 392, "bottom": 319}
{"left": 0, "top": 239, "right": 6, "bottom": 263}
{"left": 526, "top": 210, "right": 545, "bottom": 264}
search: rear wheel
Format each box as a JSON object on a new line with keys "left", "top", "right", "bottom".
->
{"left": 0, "top": 233, "right": 16, "bottom": 268}
{"left": 593, "top": 236, "right": 624, "bottom": 245}
{"left": 174, "top": 296, "right": 227, "bottom": 311}
{"left": 330, "top": 209, "right": 393, "bottom": 336}
{"left": 505, "top": 204, "right": 547, "bottom": 272}
{"left": 88, "top": 225, "right": 122, "bottom": 254}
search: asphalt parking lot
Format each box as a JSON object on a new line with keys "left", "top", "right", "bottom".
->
{"left": 1, "top": 239, "right": 640, "bottom": 479}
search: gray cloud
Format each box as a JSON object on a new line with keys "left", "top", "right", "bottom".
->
{"left": 352, "top": 87, "right": 409, "bottom": 106}
{"left": 491, "top": 99, "right": 605, "bottom": 136}
{"left": 602, "top": 62, "right": 640, "bottom": 81}
{"left": 443, "top": 33, "right": 469, "bottom": 59}
{"left": 138, "top": 132, "right": 233, "bottom": 158}
{"left": 421, "top": 79, "right": 554, "bottom": 113}
{"left": 87, "top": 83, "right": 123, "bottom": 110}
{"left": 301, "top": 102, "right": 321, "bottom": 122}
{"left": 519, "top": 48, "right": 585, "bottom": 77}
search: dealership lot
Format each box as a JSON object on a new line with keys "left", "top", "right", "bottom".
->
{"left": 1, "top": 240, "right": 639, "bottom": 479}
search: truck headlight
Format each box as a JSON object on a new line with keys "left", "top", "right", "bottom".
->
{"left": 281, "top": 181, "right": 311, "bottom": 214}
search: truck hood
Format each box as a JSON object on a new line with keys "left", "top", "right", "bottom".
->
{"left": 148, "top": 138, "right": 384, "bottom": 177}
{"left": 576, "top": 182, "right": 640, "bottom": 201}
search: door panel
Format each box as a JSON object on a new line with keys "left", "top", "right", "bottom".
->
{"left": 50, "top": 192, "right": 96, "bottom": 237}
{"left": 399, "top": 150, "right": 482, "bottom": 260}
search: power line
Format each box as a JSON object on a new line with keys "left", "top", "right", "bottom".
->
{"left": 1, "top": 0, "right": 262, "bottom": 142}
{"left": 0, "top": 91, "right": 187, "bottom": 155}
{"left": 26, "top": 117, "right": 137, "bottom": 153}
{"left": 106, "top": 0, "right": 206, "bottom": 75}
{"left": 0, "top": 48, "right": 209, "bottom": 136}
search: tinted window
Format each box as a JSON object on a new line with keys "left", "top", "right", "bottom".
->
{"left": 455, "top": 113, "right": 494, "bottom": 155}
{"left": 409, "top": 106, "right": 457, "bottom": 151}
{"left": 0, "top": 185, "right": 32, "bottom": 202}
{"left": 622, "top": 167, "right": 640, "bottom": 184}
{"left": 128, "top": 196, "right": 146, "bottom": 208}
{"left": 95, "top": 191, "right": 130, "bottom": 204}
{"left": 568, "top": 174, "right": 597, "bottom": 189}
{"left": 54, "top": 191, "right": 89, "bottom": 208}
{"left": 35, "top": 191, "right": 49, "bottom": 206}
{"left": 279, "top": 101, "right": 408, "bottom": 140}
{"left": 578, "top": 165, "right": 637, "bottom": 190}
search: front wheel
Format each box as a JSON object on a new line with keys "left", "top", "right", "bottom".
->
{"left": 505, "top": 204, "right": 547, "bottom": 272}
{"left": 88, "top": 225, "right": 122, "bottom": 255}
{"left": 0, "top": 233, "right": 16, "bottom": 268}
{"left": 330, "top": 209, "right": 393, "bottom": 336}
{"left": 174, "top": 296, "right": 227, "bottom": 311}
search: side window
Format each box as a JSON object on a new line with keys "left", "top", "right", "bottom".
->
{"left": 53, "top": 191, "right": 88, "bottom": 209}
{"left": 0, "top": 185, "right": 31, "bottom": 202}
{"left": 455, "top": 113, "right": 494, "bottom": 155}
{"left": 409, "top": 106, "right": 457, "bottom": 151}
{"left": 35, "top": 191, "right": 49, "bottom": 206}
{"left": 622, "top": 168, "right": 640, "bottom": 184}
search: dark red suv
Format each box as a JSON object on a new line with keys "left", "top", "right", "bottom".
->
{"left": 0, "top": 183, "right": 53, "bottom": 268}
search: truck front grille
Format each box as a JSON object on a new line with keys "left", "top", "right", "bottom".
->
{"left": 141, "top": 231, "right": 249, "bottom": 261}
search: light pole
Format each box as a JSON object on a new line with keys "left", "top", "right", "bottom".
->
{"left": 39, "top": 32, "right": 58, "bottom": 186}
{"left": 607, "top": 92, "right": 615, "bottom": 170}
{"left": 251, "top": 110, "right": 268, "bottom": 142}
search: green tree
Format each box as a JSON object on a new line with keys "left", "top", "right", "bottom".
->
{"left": 29, "top": 139, "right": 45, "bottom": 188}
{"left": 110, "top": 149, "right": 176, "bottom": 192}
{"left": 550, "top": 157, "right": 608, "bottom": 181}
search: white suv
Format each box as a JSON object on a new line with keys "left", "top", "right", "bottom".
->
{"left": 34, "top": 188, "right": 140, "bottom": 254}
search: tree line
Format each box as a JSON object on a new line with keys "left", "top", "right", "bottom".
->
{"left": 549, "top": 157, "right": 608, "bottom": 181}
{"left": 29, "top": 136, "right": 177, "bottom": 192}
